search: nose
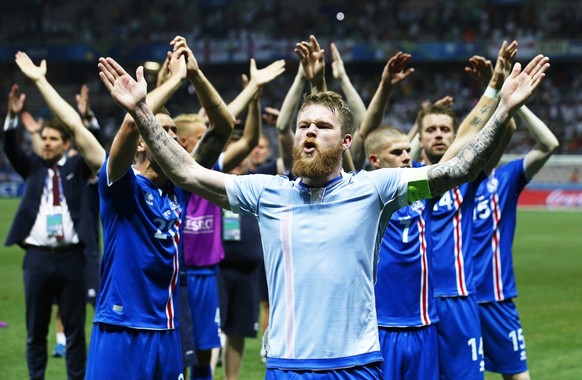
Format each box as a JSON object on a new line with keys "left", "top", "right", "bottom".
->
{"left": 306, "top": 123, "right": 317, "bottom": 137}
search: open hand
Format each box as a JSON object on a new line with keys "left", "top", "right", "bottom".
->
{"left": 98, "top": 57, "right": 147, "bottom": 112}
{"left": 15, "top": 51, "right": 46, "bottom": 82}
{"left": 499, "top": 54, "right": 549, "bottom": 112}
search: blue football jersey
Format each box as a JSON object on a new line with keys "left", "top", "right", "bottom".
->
{"left": 375, "top": 199, "right": 438, "bottom": 327}
{"left": 95, "top": 159, "right": 186, "bottom": 329}
{"left": 428, "top": 179, "right": 481, "bottom": 297}
{"left": 473, "top": 159, "right": 528, "bottom": 302}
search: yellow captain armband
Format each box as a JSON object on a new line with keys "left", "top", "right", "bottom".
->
{"left": 406, "top": 167, "right": 432, "bottom": 203}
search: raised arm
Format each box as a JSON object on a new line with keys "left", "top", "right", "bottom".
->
{"left": 354, "top": 51, "right": 415, "bottom": 169}
{"left": 20, "top": 111, "right": 44, "bottom": 155}
{"left": 226, "top": 58, "right": 286, "bottom": 119}
{"left": 417, "top": 55, "right": 550, "bottom": 198}
{"left": 330, "top": 42, "right": 366, "bottom": 127}
{"left": 275, "top": 64, "right": 307, "bottom": 173}
{"left": 439, "top": 40, "right": 518, "bottom": 162}
{"left": 6, "top": 84, "right": 43, "bottom": 155}
{"left": 170, "top": 36, "right": 237, "bottom": 168}
{"left": 295, "top": 35, "right": 326, "bottom": 94}
{"left": 222, "top": 92, "right": 262, "bottom": 173}
{"left": 518, "top": 105, "right": 559, "bottom": 179}
{"left": 106, "top": 47, "right": 187, "bottom": 182}
{"left": 75, "top": 84, "right": 100, "bottom": 132}
{"left": 98, "top": 57, "right": 230, "bottom": 209}
{"left": 3, "top": 85, "right": 31, "bottom": 176}
{"left": 330, "top": 42, "right": 370, "bottom": 170}
{"left": 15, "top": 51, "right": 105, "bottom": 173}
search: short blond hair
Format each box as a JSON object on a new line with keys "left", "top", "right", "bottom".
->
{"left": 364, "top": 126, "right": 407, "bottom": 157}
{"left": 173, "top": 113, "right": 207, "bottom": 135}
{"left": 300, "top": 91, "right": 354, "bottom": 135}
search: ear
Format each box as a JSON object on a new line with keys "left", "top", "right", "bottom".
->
{"left": 417, "top": 133, "right": 424, "bottom": 148}
{"left": 368, "top": 153, "right": 381, "bottom": 170}
{"left": 342, "top": 133, "right": 352, "bottom": 150}
{"left": 136, "top": 139, "right": 146, "bottom": 153}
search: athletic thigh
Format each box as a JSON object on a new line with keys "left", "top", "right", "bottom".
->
{"left": 379, "top": 325, "right": 438, "bottom": 380}
{"left": 86, "top": 323, "right": 183, "bottom": 380}
{"left": 186, "top": 273, "right": 221, "bottom": 349}
{"left": 479, "top": 300, "right": 528, "bottom": 374}
{"left": 435, "top": 296, "right": 484, "bottom": 380}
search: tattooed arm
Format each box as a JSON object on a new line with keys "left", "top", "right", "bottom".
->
{"left": 408, "top": 54, "right": 550, "bottom": 198}
{"left": 438, "top": 40, "right": 518, "bottom": 163}
{"left": 98, "top": 56, "right": 231, "bottom": 209}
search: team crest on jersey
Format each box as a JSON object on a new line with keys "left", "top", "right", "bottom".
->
{"left": 487, "top": 177, "right": 499, "bottom": 193}
{"left": 410, "top": 200, "right": 425, "bottom": 213}
{"left": 143, "top": 190, "right": 155, "bottom": 206}
{"left": 169, "top": 196, "right": 181, "bottom": 211}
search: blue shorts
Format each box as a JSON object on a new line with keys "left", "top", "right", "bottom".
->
{"left": 185, "top": 266, "right": 221, "bottom": 349}
{"left": 86, "top": 323, "right": 183, "bottom": 380}
{"left": 265, "top": 362, "right": 383, "bottom": 380}
{"left": 479, "top": 300, "right": 528, "bottom": 374}
{"left": 218, "top": 266, "right": 260, "bottom": 337}
{"left": 435, "top": 295, "right": 484, "bottom": 380}
{"left": 378, "top": 325, "right": 438, "bottom": 380}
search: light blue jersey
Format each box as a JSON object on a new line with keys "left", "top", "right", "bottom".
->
{"left": 225, "top": 169, "right": 409, "bottom": 370}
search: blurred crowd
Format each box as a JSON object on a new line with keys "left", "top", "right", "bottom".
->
{"left": 2, "top": 0, "right": 581, "bottom": 45}
{"left": 1, "top": 0, "right": 581, "bottom": 181}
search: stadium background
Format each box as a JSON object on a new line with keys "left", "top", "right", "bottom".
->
{"left": 1, "top": 0, "right": 581, "bottom": 205}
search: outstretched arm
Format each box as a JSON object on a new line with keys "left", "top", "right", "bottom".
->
{"left": 98, "top": 57, "right": 230, "bottom": 209}
{"left": 518, "top": 105, "right": 559, "bottom": 179}
{"left": 418, "top": 55, "right": 550, "bottom": 198}
{"left": 295, "top": 35, "right": 326, "bottom": 93}
{"left": 15, "top": 51, "right": 105, "bottom": 173}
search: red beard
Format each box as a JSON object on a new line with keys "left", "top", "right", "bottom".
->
{"left": 291, "top": 138, "right": 343, "bottom": 178}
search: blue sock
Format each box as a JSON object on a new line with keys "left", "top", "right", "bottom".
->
{"left": 191, "top": 365, "right": 212, "bottom": 380}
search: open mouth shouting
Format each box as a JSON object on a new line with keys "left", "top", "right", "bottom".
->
{"left": 303, "top": 138, "right": 318, "bottom": 154}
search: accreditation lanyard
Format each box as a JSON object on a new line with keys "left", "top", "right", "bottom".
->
{"left": 46, "top": 167, "right": 64, "bottom": 241}
{"left": 222, "top": 209, "right": 241, "bottom": 241}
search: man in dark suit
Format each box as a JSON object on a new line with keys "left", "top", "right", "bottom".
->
{"left": 3, "top": 83, "right": 100, "bottom": 380}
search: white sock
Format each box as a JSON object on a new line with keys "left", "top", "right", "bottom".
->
{"left": 56, "top": 332, "right": 66, "bottom": 345}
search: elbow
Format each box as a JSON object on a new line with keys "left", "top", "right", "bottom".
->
{"left": 548, "top": 139, "right": 560, "bottom": 154}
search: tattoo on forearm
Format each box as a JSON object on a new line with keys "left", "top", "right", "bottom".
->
{"left": 469, "top": 115, "right": 481, "bottom": 127}
{"left": 428, "top": 117, "right": 505, "bottom": 195}
{"left": 193, "top": 131, "right": 230, "bottom": 169}
{"left": 132, "top": 104, "right": 183, "bottom": 168}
